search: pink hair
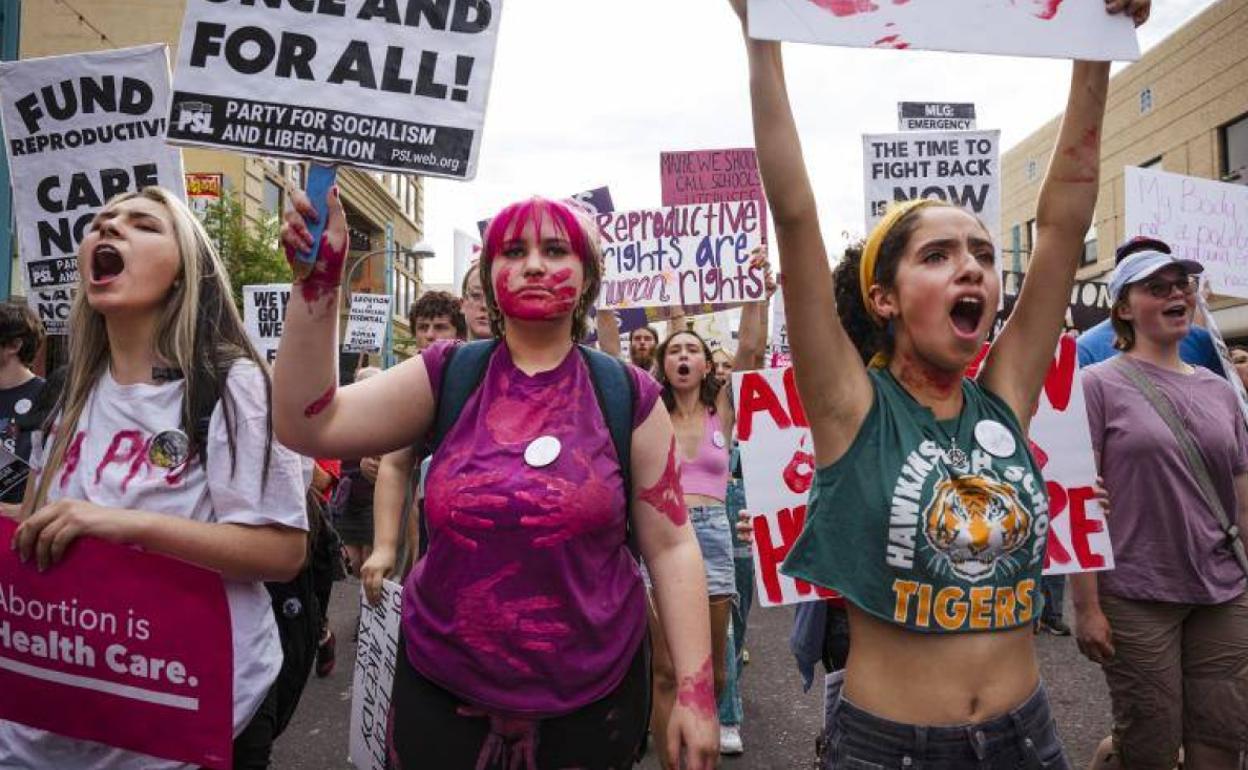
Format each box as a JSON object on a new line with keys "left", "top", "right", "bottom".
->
{"left": 482, "top": 197, "right": 595, "bottom": 265}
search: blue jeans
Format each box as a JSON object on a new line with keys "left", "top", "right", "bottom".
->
{"left": 821, "top": 672, "right": 1070, "bottom": 769}
{"left": 1040, "top": 575, "right": 1065, "bottom": 625}
{"left": 718, "top": 478, "right": 754, "bottom": 726}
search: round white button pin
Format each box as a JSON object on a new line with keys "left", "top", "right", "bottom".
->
{"left": 524, "top": 435, "right": 562, "bottom": 468}
{"left": 712, "top": 431, "right": 726, "bottom": 449}
{"left": 974, "top": 420, "right": 1016, "bottom": 459}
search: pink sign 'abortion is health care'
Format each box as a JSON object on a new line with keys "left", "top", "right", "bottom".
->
{"left": 0, "top": 516, "right": 233, "bottom": 768}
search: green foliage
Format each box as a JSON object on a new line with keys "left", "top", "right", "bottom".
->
{"left": 199, "top": 191, "right": 289, "bottom": 310}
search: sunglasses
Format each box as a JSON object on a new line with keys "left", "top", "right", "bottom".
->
{"left": 1138, "top": 274, "right": 1198, "bottom": 299}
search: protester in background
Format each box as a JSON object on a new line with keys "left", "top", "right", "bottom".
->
{"left": 409, "top": 289, "right": 467, "bottom": 350}
{"left": 1230, "top": 346, "right": 1248, "bottom": 390}
{"left": 650, "top": 261, "right": 769, "bottom": 765}
{"left": 275, "top": 191, "right": 718, "bottom": 769}
{"left": 711, "top": 347, "right": 734, "bottom": 390}
{"left": 1078, "top": 237, "right": 1224, "bottom": 373}
{"left": 732, "top": 0, "right": 1142, "bottom": 764}
{"left": 1075, "top": 248, "right": 1248, "bottom": 770}
{"left": 0, "top": 302, "right": 45, "bottom": 503}
{"left": 630, "top": 325, "right": 660, "bottom": 372}
{"left": 460, "top": 263, "right": 492, "bottom": 341}
{"left": 1, "top": 187, "right": 307, "bottom": 769}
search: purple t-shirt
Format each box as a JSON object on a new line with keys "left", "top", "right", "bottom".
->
{"left": 402, "top": 341, "right": 661, "bottom": 716}
{"left": 1084, "top": 358, "right": 1248, "bottom": 603}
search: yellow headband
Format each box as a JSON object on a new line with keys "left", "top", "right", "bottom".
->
{"left": 858, "top": 199, "right": 941, "bottom": 325}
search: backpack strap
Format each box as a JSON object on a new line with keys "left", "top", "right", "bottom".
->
{"left": 427, "top": 339, "right": 500, "bottom": 456}
{"left": 578, "top": 345, "right": 638, "bottom": 556}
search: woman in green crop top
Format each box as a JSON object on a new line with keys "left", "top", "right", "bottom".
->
{"left": 727, "top": 0, "right": 1150, "bottom": 767}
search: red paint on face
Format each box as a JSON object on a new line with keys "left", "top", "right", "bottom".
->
{"left": 638, "top": 437, "right": 687, "bottom": 527}
{"left": 495, "top": 265, "right": 579, "bottom": 322}
{"left": 676, "top": 655, "right": 716, "bottom": 718}
{"left": 452, "top": 561, "right": 571, "bottom": 675}
{"left": 60, "top": 431, "right": 87, "bottom": 489}
{"left": 303, "top": 384, "right": 335, "bottom": 418}
{"left": 94, "top": 430, "right": 146, "bottom": 486}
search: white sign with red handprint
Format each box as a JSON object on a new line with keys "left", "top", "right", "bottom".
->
{"left": 748, "top": 0, "right": 1140, "bottom": 61}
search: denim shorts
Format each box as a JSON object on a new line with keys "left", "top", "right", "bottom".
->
{"left": 689, "top": 505, "right": 737, "bottom": 598}
{"left": 821, "top": 671, "right": 1069, "bottom": 769}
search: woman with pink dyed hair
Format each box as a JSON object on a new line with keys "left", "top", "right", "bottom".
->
{"left": 273, "top": 192, "right": 719, "bottom": 769}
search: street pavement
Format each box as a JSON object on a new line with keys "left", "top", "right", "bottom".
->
{"left": 273, "top": 578, "right": 1108, "bottom": 769}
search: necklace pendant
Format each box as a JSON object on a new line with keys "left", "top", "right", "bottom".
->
{"left": 944, "top": 443, "right": 969, "bottom": 468}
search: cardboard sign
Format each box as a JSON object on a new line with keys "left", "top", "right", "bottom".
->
{"left": 597, "top": 201, "right": 766, "bottom": 310}
{"left": 348, "top": 580, "right": 402, "bottom": 770}
{"left": 476, "top": 186, "right": 614, "bottom": 236}
{"left": 0, "top": 44, "right": 185, "bottom": 335}
{"left": 185, "top": 172, "right": 223, "bottom": 219}
{"left": 1197, "top": 291, "right": 1248, "bottom": 428}
{"left": 0, "top": 446, "right": 30, "bottom": 501}
{"left": 0, "top": 517, "right": 232, "bottom": 768}
{"left": 168, "top": 0, "right": 504, "bottom": 179}
{"left": 768, "top": 295, "right": 790, "bottom": 368}
{"left": 343, "top": 293, "right": 391, "bottom": 354}
{"left": 660, "top": 148, "right": 768, "bottom": 241}
{"left": 863, "top": 130, "right": 1000, "bottom": 238}
{"left": 243, "top": 283, "right": 291, "bottom": 364}
{"left": 1123, "top": 167, "right": 1248, "bottom": 299}
{"left": 898, "top": 102, "right": 976, "bottom": 132}
{"left": 748, "top": 0, "right": 1140, "bottom": 61}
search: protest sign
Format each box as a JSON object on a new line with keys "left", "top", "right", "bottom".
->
{"left": 898, "top": 102, "right": 976, "bottom": 132}
{"left": 0, "top": 445, "right": 29, "bottom": 501}
{"left": 168, "top": 0, "right": 503, "bottom": 180}
{"left": 863, "top": 130, "right": 1000, "bottom": 237}
{"left": 343, "top": 293, "right": 391, "bottom": 354}
{"left": 0, "top": 44, "right": 185, "bottom": 335}
{"left": 1123, "top": 166, "right": 1248, "bottom": 299}
{"left": 243, "top": 284, "right": 291, "bottom": 364}
{"left": 768, "top": 295, "right": 790, "bottom": 368}
{"left": 476, "top": 186, "right": 613, "bottom": 236}
{"left": 0, "top": 517, "right": 232, "bottom": 768}
{"left": 660, "top": 148, "right": 768, "bottom": 241}
{"left": 1196, "top": 291, "right": 1248, "bottom": 428}
{"left": 348, "top": 580, "right": 401, "bottom": 770}
{"left": 598, "top": 201, "right": 766, "bottom": 311}
{"left": 996, "top": 271, "right": 1110, "bottom": 336}
{"left": 748, "top": 0, "right": 1140, "bottom": 60}
{"left": 967, "top": 336, "right": 1114, "bottom": 575}
{"left": 185, "top": 172, "right": 223, "bottom": 219}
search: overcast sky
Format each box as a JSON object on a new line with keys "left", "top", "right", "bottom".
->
{"left": 419, "top": 0, "right": 1220, "bottom": 286}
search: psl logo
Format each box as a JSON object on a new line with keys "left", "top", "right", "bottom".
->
{"left": 174, "top": 101, "right": 214, "bottom": 135}
{"left": 924, "top": 474, "right": 1031, "bottom": 582}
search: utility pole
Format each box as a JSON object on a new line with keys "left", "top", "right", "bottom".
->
{"left": 0, "top": 0, "right": 20, "bottom": 301}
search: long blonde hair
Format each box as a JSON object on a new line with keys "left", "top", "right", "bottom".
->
{"left": 29, "top": 187, "right": 272, "bottom": 511}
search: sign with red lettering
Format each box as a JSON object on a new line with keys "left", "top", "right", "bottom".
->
{"left": 660, "top": 148, "right": 768, "bottom": 243}
{"left": 0, "top": 517, "right": 232, "bottom": 768}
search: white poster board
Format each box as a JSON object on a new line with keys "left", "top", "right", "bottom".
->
{"left": 768, "top": 295, "right": 790, "bottom": 368}
{"left": 597, "top": 201, "right": 766, "bottom": 310}
{"left": 343, "top": 293, "right": 391, "bottom": 354}
{"left": 242, "top": 283, "right": 291, "bottom": 365}
{"left": 748, "top": 0, "right": 1140, "bottom": 61}
{"left": 348, "top": 580, "right": 402, "bottom": 770}
{"left": 168, "top": 0, "right": 503, "bottom": 179}
{"left": 1123, "top": 167, "right": 1248, "bottom": 300}
{"left": 0, "top": 45, "right": 185, "bottom": 334}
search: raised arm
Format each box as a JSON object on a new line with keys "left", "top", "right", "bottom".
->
{"left": 733, "top": 247, "right": 775, "bottom": 373}
{"left": 272, "top": 188, "right": 436, "bottom": 459}
{"left": 979, "top": 61, "right": 1110, "bottom": 425}
{"left": 596, "top": 309, "right": 622, "bottom": 357}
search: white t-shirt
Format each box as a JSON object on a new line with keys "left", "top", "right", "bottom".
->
{"left": 0, "top": 361, "right": 308, "bottom": 770}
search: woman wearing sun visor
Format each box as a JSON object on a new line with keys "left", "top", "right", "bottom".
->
{"left": 1074, "top": 247, "right": 1248, "bottom": 770}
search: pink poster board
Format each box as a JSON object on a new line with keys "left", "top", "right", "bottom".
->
{"left": 0, "top": 517, "right": 233, "bottom": 768}
{"left": 660, "top": 148, "right": 768, "bottom": 242}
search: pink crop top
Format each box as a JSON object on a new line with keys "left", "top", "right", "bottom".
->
{"left": 680, "top": 410, "right": 731, "bottom": 499}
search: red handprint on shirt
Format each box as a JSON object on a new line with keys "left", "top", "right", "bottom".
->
{"left": 516, "top": 449, "right": 617, "bottom": 547}
{"left": 453, "top": 561, "right": 572, "bottom": 675}
{"left": 485, "top": 372, "right": 580, "bottom": 446}
{"left": 423, "top": 448, "right": 510, "bottom": 551}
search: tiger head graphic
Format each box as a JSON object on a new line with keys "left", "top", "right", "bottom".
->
{"left": 923, "top": 474, "right": 1032, "bottom": 582}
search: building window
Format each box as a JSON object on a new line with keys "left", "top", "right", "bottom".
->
{"left": 262, "top": 179, "right": 283, "bottom": 217}
{"left": 1139, "top": 87, "right": 1153, "bottom": 115}
{"left": 1141, "top": 155, "right": 1163, "bottom": 169}
{"left": 1222, "top": 113, "right": 1248, "bottom": 182}
{"left": 1082, "top": 237, "right": 1098, "bottom": 266}
{"left": 1026, "top": 159, "right": 1038, "bottom": 183}
{"left": 1025, "top": 218, "right": 1037, "bottom": 263}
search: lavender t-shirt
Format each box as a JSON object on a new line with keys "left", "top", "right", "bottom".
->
{"left": 1084, "top": 358, "right": 1248, "bottom": 603}
{"left": 402, "top": 341, "right": 661, "bottom": 717}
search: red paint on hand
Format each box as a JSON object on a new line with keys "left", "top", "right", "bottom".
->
{"left": 303, "top": 384, "right": 335, "bottom": 418}
{"left": 638, "top": 437, "right": 687, "bottom": 526}
{"left": 675, "top": 655, "right": 716, "bottom": 718}
{"left": 288, "top": 232, "right": 347, "bottom": 306}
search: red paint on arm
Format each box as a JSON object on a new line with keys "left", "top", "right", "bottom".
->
{"left": 303, "top": 384, "right": 335, "bottom": 418}
{"left": 675, "top": 655, "right": 716, "bottom": 718}
{"left": 1055, "top": 127, "right": 1100, "bottom": 184}
{"left": 638, "top": 437, "right": 688, "bottom": 526}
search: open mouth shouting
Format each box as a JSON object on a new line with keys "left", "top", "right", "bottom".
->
{"left": 676, "top": 362, "right": 692, "bottom": 378}
{"left": 90, "top": 243, "right": 125, "bottom": 286}
{"left": 949, "top": 294, "right": 986, "bottom": 339}
{"left": 1161, "top": 301, "right": 1189, "bottom": 322}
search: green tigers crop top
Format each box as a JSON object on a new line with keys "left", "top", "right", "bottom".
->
{"left": 781, "top": 368, "right": 1049, "bottom": 633}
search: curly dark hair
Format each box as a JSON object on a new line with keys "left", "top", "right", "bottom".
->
{"left": 655, "top": 329, "right": 719, "bottom": 414}
{"left": 409, "top": 290, "right": 467, "bottom": 339}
